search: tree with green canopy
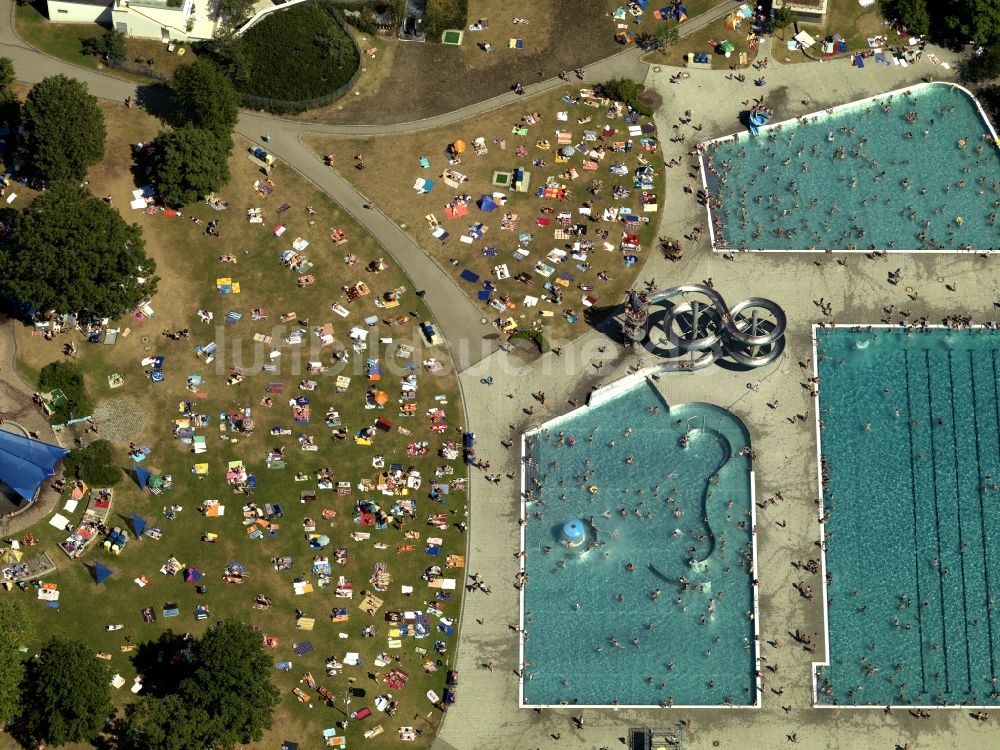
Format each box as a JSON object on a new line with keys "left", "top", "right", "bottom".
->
{"left": 171, "top": 58, "right": 240, "bottom": 135}
{"left": 38, "top": 361, "right": 90, "bottom": 423}
{"left": 0, "top": 57, "right": 15, "bottom": 93}
{"left": 217, "top": 0, "right": 255, "bottom": 30}
{"left": 880, "top": 0, "right": 930, "bottom": 37}
{"left": 128, "top": 621, "right": 280, "bottom": 749}
{"left": 21, "top": 638, "right": 112, "bottom": 746}
{"left": 21, "top": 75, "right": 105, "bottom": 182}
{"left": 126, "top": 699, "right": 213, "bottom": 750}
{"left": 0, "top": 600, "right": 32, "bottom": 721}
{"left": 151, "top": 126, "right": 232, "bottom": 207}
{"left": 772, "top": 5, "right": 796, "bottom": 37}
{"left": 0, "top": 182, "right": 157, "bottom": 317}
{"left": 63, "top": 439, "right": 121, "bottom": 486}
{"left": 636, "top": 25, "right": 679, "bottom": 51}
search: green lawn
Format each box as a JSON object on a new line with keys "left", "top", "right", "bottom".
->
{"left": 14, "top": 1, "right": 197, "bottom": 81}
{"left": 791, "top": 0, "right": 887, "bottom": 63}
{"left": 11, "top": 101, "right": 467, "bottom": 749}
{"left": 308, "top": 87, "right": 665, "bottom": 343}
{"left": 14, "top": 0, "right": 100, "bottom": 71}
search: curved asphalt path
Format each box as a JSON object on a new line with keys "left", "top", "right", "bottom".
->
{"left": 0, "top": 0, "right": 739, "bottom": 370}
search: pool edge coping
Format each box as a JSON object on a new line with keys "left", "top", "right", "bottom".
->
{"left": 698, "top": 81, "right": 1000, "bottom": 255}
{"left": 810, "top": 322, "right": 1000, "bottom": 710}
{"left": 517, "top": 376, "right": 763, "bottom": 710}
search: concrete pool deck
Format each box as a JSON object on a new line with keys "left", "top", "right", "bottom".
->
{"left": 434, "top": 39, "right": 1000, "bottom": 750}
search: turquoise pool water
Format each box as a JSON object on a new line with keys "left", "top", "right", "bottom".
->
{"left": 704, "top": 83, "right": 1000, "bottom": 251}
{"left": 816, "top": 327, "right": 1000, "bottom": 706}
{"left": 521, "top": 380, "right": 756, "bottom": 706}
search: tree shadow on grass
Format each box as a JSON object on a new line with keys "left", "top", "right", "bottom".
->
{"left": 134, "top": 83, "right": 173, "bottom": 121}
{"left": 129, "top": 629, "right": 193, "bottom": 698}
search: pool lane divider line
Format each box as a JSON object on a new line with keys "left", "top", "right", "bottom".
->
{"left": 924, "top": 349, "right": 953, "bottom": 694}
{"left": 902, "top": 349, "right": 929, "bottom": 694}
{"left": 947, "top": 352, "right": 975, "bottom": 692}
{"left": 968, "top": 350, "right": 997, "bottom": 688}
{"left": 990, "top": 350, "right": 1000, "bottom": 680}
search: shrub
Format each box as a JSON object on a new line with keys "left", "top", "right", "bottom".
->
{"left": 600, "top": 77, "right": 654, "bottom": 117}
{"left": 81, "top": 29, "right": 126, "bottom": 64}
{"left": 62, "top": 440, "right": 121, "bottom": 486}
{"left": 38, "top": 362, "right": 90, "bottom": 423}
{"left": 978, "top": 84, "right": 1000, "bottom": 132}
{"left": 423, "top": 0, "right": 467, "bottom": 40}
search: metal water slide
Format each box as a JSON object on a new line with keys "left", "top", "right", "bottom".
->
{"left": 625, "top": 284, "right": 786, "bottom": 370}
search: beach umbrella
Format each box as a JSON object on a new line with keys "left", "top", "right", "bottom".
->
{"left": 451, "top": 140, "right": 466, "bottom": 154}
{"left": 134, "top": 466, "right": 152, "bottom": 489}
{"left": 373, "top": 391, "right": 389, "bottom": 406}
{"left": 2, "top": 549, "right": 22, "bottom": 564}
{"left": 184, "top": 567, "right": 202, "bottom": 584}
{"left": 312, "top": 535, "right": 330, "bottom": 549}
{"left": 560, "top": 146, "right": 575, "bottom": 157}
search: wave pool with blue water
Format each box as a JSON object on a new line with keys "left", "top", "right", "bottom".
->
{"left": 816, "top": 327, "right": 1000, "bottom": 706}
{"left": 520, "top": 380, "right": 757, "bottom": 706}
{"left": 704, "top": 83, "right": 1000, "bottom": 251}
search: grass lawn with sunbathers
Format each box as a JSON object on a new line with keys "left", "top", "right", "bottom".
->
{"left": 11, "top": 101, "right": 468, "bottom": 749}
{"left": 307, "top": 87, "right": 664, "bottom": 343}
{"left": 644, "top": 3, "right": 761, "bottom": 70}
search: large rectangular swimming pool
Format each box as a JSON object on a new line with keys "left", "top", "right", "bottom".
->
{"left": 816, "top": 326, "right": 1000, "bottom": 707}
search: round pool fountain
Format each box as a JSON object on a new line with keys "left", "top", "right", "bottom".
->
{"left": 561, "top": 519, "right": 587, "bottom": 548}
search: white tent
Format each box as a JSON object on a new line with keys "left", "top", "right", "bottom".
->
{"left": 794, "top": 30, "right": 816, "bottom": 48}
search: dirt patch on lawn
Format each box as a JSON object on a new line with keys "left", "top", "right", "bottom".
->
{"left": 854, "top": 12, "right": 882, "bottom": 38}
{"left": 92, "top": 397, "right": 146, "bottom": 445}
{"left": 293, "top": 0, "right": 622, "bottom": 125}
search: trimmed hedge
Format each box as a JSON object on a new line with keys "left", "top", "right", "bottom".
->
{"left": 234, "top": 2, "right": 359, "bottom": 100}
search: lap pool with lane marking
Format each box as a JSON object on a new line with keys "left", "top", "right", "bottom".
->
{"left": 815, "top": 326, "right": 1000, "bottom": 707}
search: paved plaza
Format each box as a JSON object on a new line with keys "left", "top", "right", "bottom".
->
{"left": 435, "top": 42, "right": 1000, "bottom": 750}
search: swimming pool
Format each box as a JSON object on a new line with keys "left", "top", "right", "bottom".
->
{"left": 815, "top": 326, "right": 1000, "bottom": 707}
{"left": 519, "top": 378, "right": 758, "bottom": 707}
{"left": 701, "top": 83, "right": 1000, "bottom": 252}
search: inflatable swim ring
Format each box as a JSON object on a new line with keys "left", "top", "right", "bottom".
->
{"left": 956, "top": 216, "right": 964, "bottom": 226}
{"left": 588, "top": 485, "right": 599, "bottom": 494}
